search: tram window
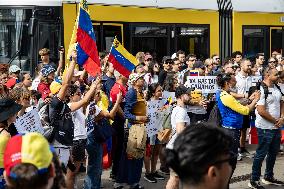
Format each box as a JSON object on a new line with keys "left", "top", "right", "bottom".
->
{"left": 92, "top": 25, "right": 101, "bottom": 52}
{"left": 176, "top": 26, "right": 209, "bottom": 60}
{"left": 38, "top": 23, "right": 60, "bottom": 63}
{"left": 93, "top": 24, "right": 123, "bottom": 52}
{"left": 134, "top": 26, "right": 167, "bottom": 36}
{"left": 132, "top": 37, "right": 167, "bottom": 62}
{"left": 243, "top": 28, "right": 264, "bottom": 58}
{"left": 0, "top": 9, "right": 31, "bottom": 65}
{"left": 103, "top": 25, "right": 122, "bottom": 51}
{"left": 244, "top": 29, "right": 263, "bottom": 37}
{"left": 271, "top": 29, "right": 283, "bottom": 54}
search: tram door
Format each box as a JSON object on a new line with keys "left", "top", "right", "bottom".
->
{"left": 93, "top": 23, "right": 123, "bottom": 52}
{"left": 270, "top": 27, "right": 284, "bottom": 56}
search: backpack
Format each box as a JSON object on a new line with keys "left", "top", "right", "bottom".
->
{"left": 38, "top": 103, "right": 66, "bottom": 143}
{"left": 207, "top": 102, "right": 222, "bottom": 127}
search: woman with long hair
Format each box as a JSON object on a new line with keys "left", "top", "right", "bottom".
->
{"left": 143, "top": 83, "right": 165, "bottom": 183}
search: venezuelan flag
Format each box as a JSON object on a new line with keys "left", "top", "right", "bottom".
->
{"left": 108, "top": 38, "right": 138, "bottom": 77}
{"left": 190, "top": 70, "right": 199, "bottom": 76}
{"left": 67, "top": 0, "right": 100, "bottom": 76}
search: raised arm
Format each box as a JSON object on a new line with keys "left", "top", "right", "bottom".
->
{"left": 98, "top": 91, "right": 123, "bottom": 120}
{"left": 57, "top": 51, "right": 76, "bottom": 101}
{"left": 56, "top": 48, "right": 64, "bottom": 76}
{"left": 69, "top": 77, "right": 101, "bottom": 112}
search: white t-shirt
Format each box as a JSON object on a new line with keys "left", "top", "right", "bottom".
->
{"left": 86, "top": 102, "right": 102, "bottom": 135}
{"left": 68, "top": 104, "right": 87, "bottom": 140}
{"left": 31, "top": 76, "right": 41, "bottom": 91}
{"left": 166, "top": 106, "right": 190, "bottom": 149}
{"left": 255, "top": 85, "right": 282, "bottom": 129}
{"left": 235, "top": 72, "right": 252, "bottom": 94}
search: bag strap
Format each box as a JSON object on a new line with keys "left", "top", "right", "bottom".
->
{"left": 275, "top": 84, "right": 284, "bottom": 96}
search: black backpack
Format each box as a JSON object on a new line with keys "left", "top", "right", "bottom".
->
{"left": 207, "top": 102, "right": 222, "bottom": 127}
{"left": 39, "top": 103, "right": 69, "bottom": 144}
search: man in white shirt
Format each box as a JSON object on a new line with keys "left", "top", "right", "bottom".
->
{"left": 166, "top": 86, "right": 191, "bottom": 189}
{"left": 249, "top": 67, "right": 284, "bottom": 189}
{"left": 235, "top": 59, "right": 253, "bottom": 158}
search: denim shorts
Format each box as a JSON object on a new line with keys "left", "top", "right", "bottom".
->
{"left": 71, "top": 139, "right": 87, "bottom": 162}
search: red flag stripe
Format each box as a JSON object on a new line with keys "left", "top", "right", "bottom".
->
{"left": 108, "top": 53, "right": 131, "bottom": 77}
{"left": 77, "top": 27, "right": 100, "bottom": 66}
{"left": 83, "top": 57, "right": 101, "bottom": 77}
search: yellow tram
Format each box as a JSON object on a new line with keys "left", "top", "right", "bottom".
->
{"left": 0, "top": 0, "right": 283, "bottom": 73}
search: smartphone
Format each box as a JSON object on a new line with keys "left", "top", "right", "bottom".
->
{"left": 58, "top": 46, "right": 64, "bottom": 51}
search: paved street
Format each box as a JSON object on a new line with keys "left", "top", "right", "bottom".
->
{"left": 76, "top": 144, "right": 284, "bottom": 189}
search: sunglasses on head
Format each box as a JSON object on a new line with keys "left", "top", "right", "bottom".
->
{"left": 165, "top": 61, "right": 173, "bottom": 64}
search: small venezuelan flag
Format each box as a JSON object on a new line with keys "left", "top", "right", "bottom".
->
{"left": 189, "top": 70, "right": 199, "bottom": 76}
{"left": 67, "top": 0, "right": 100, "bottom": 76}
{"left": 108, "top": 38, "right": 138, "bottom": 77}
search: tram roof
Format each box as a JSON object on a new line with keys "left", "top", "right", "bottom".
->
{"left": 0, "top": 0, "right": 283, "bottom": 13}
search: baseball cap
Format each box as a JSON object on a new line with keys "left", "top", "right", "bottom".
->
{"left": 41, "top": 65, "right": 56, "bottom": 77}
{"left": 162, "top": 56, "right": 172, "bottom": 63}
{"left": 175, "top": 85, "right": 193, "bottom": 98}
{"left": 4, "top": 132, "right": 53, "bottom": 177}
{"left": 128, "top": 73, "right": 145, "bottom": 85}
{"left": 9, "top": 65, "right": 21, "bottom": 73}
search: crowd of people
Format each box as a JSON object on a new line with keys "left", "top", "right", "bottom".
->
{"left": 0, "top": 46, "right": 284, "bottom": 189}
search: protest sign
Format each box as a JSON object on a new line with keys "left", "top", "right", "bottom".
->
{"left": 15, "top": 109, "right": 44, "bottom": 134}
{"left": 185, "top": 76, "right": 218, "bottom": 93}
{"left": 191, "top": 89, "right": 202, "bottom": 103}
{"left": 146, "top": 100, "right": 164, "bottom": 137}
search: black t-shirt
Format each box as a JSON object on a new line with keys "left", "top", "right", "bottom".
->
{"left": 102, "top": 75, "right": 116, "bottom": 99}
{"left": 158, "top": 70, "right": 168, "bottom": 86}
{"left": 49, "top": 96, "right": 74, "bottom": 146}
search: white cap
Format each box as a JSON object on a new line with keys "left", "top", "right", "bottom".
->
{"left": 171, "top": 53, "right": 177, "bottom": 59}
{"left": 73, "top": 70, "right": 83, "bottom": 77}
{"left": 9, "top": 65, "right": 21, "bottom": 73}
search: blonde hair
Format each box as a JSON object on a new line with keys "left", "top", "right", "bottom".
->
{"left": 204, "top": 58, "right": 213, "bottom": 67}
{"left": 136, "top": 52, "right": 145, "bottom": 64}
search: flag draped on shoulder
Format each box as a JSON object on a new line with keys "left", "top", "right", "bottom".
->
{"left": 67, "top": 0, "right": 100, "bottom": 76}
{"left": 108, "top": 38, "right": 138, "bottom": 77}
